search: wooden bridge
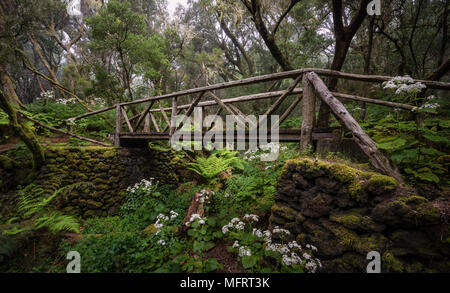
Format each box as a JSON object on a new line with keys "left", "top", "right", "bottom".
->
{"left": 68, "top": 68, "right": 450, "bottom": 182}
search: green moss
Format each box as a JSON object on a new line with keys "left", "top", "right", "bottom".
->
{"left": 0, "top": 155, "right": 16, "bottom": 170}
{"left": 366, "top": 174, "right": 397, "bottom": 195}
{"left": 86, "top": 200, "right": 102, "bottom": 209}
{"left": 282, "top": 157, "right": 399, "bottom": 202}
{"left": 382, "top": 251, "right": 404, "bottom": 272}
{"left": 271, "top": 204, "right": 297, "bottom": 221}
{"left": 322, "top": 221, "right": 359, "bottom": 248}
{"left": 328, "top": 163, "right": 359, "bottom": 183}
{"left": 354, "top": 233, "right": 388, "bottom": 255}
{"left": 330, "top": 211, "right": 385, "bottom": 232}
{"left": 83, "top": 210, "right": 96, "bottom": 218}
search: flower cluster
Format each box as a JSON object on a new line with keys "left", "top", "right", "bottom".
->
{"left": 153, "top": 210, "right": 179, "bottom": 237}
{"left": 272, "top": 226, "right": 291, "bottom": 235}
{"left": 243, "top": 143, "right": 288, "bottom": 161}
{"left": 126, "top": 178, "right": 155, "bottom": 194}
{"left": 243, "top": 214, "right": 259, "bottom": 222}
{"left": 153, "top": 211, "right": 178, "bottom": 238}
{"left": 239, "top": 246, "right": 252, "bottom": 257}
{"left": 416, "top": 95, "right": 440, "bottom": 111}
{"left": 382, "top": 75, "right": 426, "bottom": 95}
{"left": 264, "top": 233, "right": 321, "bottom": 272}
{"left": 185, "top": 213, "right": 206, "bottom": 226}
{"left": 197, "top": 189, "right": 214, "bottom": 204}
{"left": 36, "top": 90, "right": 54, "bottom": 101}
{"left": 222, "top": 217, "right": 246, "bottom": 234}
{"left": 222, "top": 214, "right": 259, "bottom": 234}
{"left": 170, "top": 210, "right": 179, "bottom": 219}
{"left": 155, "top": 213, "right": 169, "bottom": 229}
{"left": 56, "top": 97, "right": 77, "bottom": 105}
{"left": 225, "top": 218, "right": 322, "bottom": 273}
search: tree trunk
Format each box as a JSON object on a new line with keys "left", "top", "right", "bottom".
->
{"left": 0, "top": 89, "right": 45, "bottom": 172}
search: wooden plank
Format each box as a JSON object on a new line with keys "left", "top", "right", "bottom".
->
{"left": 207, "top": 107, "right": 223, "bottom": 131}
{"left": 272, "top": 95, "right": 302, "bottom": 130}
{"left": 121, "top": 106, "right": 134, "bottom": 133}
{"left": 118, "top": 68, "right": 450, "bottom": 107}
{"left": 115, "top": 105, "right": 121, "bottom": 146}
{"left": 150, "top": 112, "right": 160, "bottom": 132}
{"left": 206, "top": 91, "right": 248, "bottom": 129}
{"left": 170, "top": 96, "right": 178, "bottom": 136}
{"left": 157, "top": 100, "right": 171, "bottom": 128}
{"left": 228, "top": 103, "right": 257, "bottom": 128}
{"left": 176, "top": 91, "right": 205, "bottom": 130}
{"left": 119, "top": 130, "right": 333, "bottom": 143}
{"left": 264, "top": 74, "right": 303, "bottom": 115}
{"left": 306, "top": 71, "right": 403, "bottom": 183}
{"left": 143, "top": 114, "right": 150, "bottom": 133}
{"left": 134, "top": 100, "right": 155, "bottom": 131}
{"left": 300, "top": 75, "right": 315, "bottom": 151}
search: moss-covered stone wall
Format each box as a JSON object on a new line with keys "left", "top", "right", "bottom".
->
{"left": 34, "top": 145, "right": 185, "bottom": 218}
{"left": 270, "top": 158, "right": 449, "bottom": 272}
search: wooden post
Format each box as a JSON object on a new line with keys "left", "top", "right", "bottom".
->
{"left": 143, "top": 114, "right": 150, "bottom": 133}
{"left": 170, "top": 96, "right": 177, "bottom": 136}
{"left": 306, "top": 72, "right": 403, "bottom": 183}
{"left": 115, "top": 104, "right": 121, "bottom": 147}
{"left": 300, "top": 75, "right": 315, "bottom": 152}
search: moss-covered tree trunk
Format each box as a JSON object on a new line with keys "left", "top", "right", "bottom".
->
{"left": 0, "top": 89, "right": 44, "bottom": 172}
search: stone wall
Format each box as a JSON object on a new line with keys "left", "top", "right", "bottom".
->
{"left": 270, "top": 158, "right": 449, "bottom": 273}
{"left": 34, "top": 145, "right": 185, "bottom": 218}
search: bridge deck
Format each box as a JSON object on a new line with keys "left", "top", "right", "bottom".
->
{"left": 116, "top": 128, "right": 340, "bottom": 148}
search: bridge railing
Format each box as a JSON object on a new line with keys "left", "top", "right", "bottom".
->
{"left": 67, "top": 68, "right": 450, "bottom": 182}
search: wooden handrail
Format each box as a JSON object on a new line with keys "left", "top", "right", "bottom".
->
{"left": 68, "top": 68, "right": 450, "bottom": 122}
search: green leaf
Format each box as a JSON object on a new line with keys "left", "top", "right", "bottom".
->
{"left": 439, "top": 120, "right": 450, "bottom": 128}
{"left": 204, "top": 258, "right": 221, "bottom": 272}
{"left": 415, "top": 172, "right": 439, "bottom": 183}
{"left": 420, "top": 148, "right": 446, "bottom": 157}
{"left": 241, "top": 255, "right": 259, "bottom": 269}
{"left": 422, "top": 133, "right": 450, "bottom": 145}
{"left": 391, "top": 149, "right": 419, "bottom": 163}
{"left": 377, "top": 138, "right": 407, "bottom": 151}
{"left": 193, "top": 241, "right": 205, "bottom": 252}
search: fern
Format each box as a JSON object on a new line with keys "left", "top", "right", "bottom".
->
{"left": 4, "top": 182, "right": 92, "bottom": 235}
{"left": 188, "top": 150, "right": 244, "bottom": 180}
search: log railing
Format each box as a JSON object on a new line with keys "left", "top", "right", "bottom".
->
{"left": 68, "top": 68, "right": 450, "bottom": 182}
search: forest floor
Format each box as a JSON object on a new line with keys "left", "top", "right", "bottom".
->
{"left": 0, "top": 135, "right": 70, "bottom": 153}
